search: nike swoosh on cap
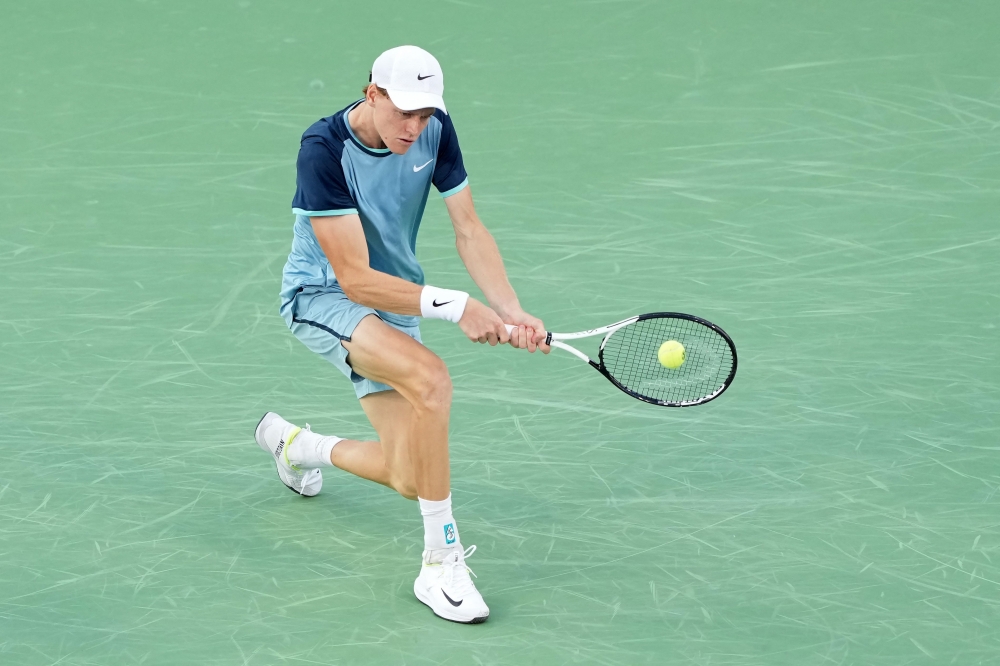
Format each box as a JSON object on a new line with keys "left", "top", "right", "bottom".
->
{"left": 417, "top": 74, "right": 434, "bottom": 80}
{"left": 413, "top": 159, "right": 434, "bottom": 172}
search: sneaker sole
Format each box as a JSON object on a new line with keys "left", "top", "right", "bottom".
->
{"left": 255, "top": 412, "right": 320, "bottom": 497}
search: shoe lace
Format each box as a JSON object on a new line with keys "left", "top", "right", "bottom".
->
{"left": 443, "top": 545, "right": 478, "bottom": 595}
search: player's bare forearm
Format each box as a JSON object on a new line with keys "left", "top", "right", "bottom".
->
{"left": 340, "top": 267, "right": 425, "bottom": 315}
{"left": 312, "top": 214, "right": 422, "bottom": 315}
{"left": 455, "top": 227, "right": 520, "bottom": 316}
{"left": 444, "top": 187, "right": 520, "bottom": 317}
{"left": 445, "top": 187, "right": 549, "bottom": 352}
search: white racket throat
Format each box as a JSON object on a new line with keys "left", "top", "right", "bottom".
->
{"left": 504, "top": 317, "right": 638, "bottom": 364}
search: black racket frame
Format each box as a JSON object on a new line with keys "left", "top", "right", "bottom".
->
{"left": 547, "top": 312, "right": 738, "bottom": 408}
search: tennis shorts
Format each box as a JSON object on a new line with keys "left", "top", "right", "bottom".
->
{"left": 281, "top": 286, "right": 422, "bottom": 399}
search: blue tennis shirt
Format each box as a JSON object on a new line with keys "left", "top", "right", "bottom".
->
{"left": 280, "top": 99, "right": 469, "bottom": 325}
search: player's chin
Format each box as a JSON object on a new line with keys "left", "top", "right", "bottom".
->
{"left": 391, "top": 138, "right": 415, "bottom": 154}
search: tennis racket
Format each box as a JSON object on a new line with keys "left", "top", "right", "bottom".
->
{"left": 506, "top": 313, "right": 737, "bottom": 407}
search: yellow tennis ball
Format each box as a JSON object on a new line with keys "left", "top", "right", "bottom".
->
{"left": 657, "top": 340, "right": 685, "bottom": 369}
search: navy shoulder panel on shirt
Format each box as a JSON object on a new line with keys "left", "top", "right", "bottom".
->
{"left": 292, "top": 107, "right": 358, "bottom": 215}
{"left": 431, "top": 109, "right": 468, "bottom": 196}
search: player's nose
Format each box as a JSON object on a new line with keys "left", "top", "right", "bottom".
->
{"left": 406, "top": 116, "right": 430, "bottom": 137}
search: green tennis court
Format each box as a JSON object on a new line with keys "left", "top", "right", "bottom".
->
{"left": 2, "top": 1, "right": 998, "bottom": 663}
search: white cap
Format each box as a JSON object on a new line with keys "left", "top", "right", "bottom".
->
{"left": 370, "top": 45, "right": 447, "bottom": 114}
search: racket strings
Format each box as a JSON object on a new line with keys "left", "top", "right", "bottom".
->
{"left": 601, "top": 317, "right": 734, "bottom": 405}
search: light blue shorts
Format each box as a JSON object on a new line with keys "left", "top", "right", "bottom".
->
{"left": 281, "top": 286, "right": 422, "bottom": 399}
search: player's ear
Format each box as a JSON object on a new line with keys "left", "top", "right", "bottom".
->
{"left": 364, "top": 83, "right": 378, "bottom": 106}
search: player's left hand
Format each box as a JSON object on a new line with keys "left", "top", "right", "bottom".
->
{"left": 503, "top": 310, "right": 550, "bottom": 354}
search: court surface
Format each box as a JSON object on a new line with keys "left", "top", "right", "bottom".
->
{"left": 2, "top": 1, "right": 998, "bottom": 664}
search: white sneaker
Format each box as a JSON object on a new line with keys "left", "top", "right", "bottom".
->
{"left": 254, "top": 412, "right": 323, "bottom": 497}
{"left": 413, "top": 545, "right": 490, "bottom": 624}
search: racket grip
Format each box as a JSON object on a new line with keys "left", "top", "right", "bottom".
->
{"left": 503, "top": 324, "right": 551, "bottom": 344}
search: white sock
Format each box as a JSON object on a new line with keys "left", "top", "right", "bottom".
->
{"left": 419, "top": 494, "right": 460, "bottom": 552}
{"left": 286, "top": 427, "right": 340, "bottom": 468}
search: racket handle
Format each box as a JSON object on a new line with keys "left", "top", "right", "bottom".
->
{"left": 503, "top": 324, "right": 551, "bottom": 344}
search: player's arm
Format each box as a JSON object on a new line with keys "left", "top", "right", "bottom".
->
{"left": 443, "top": 187, "right": 549, "bottom": 353}
{"left": 311, "top": 214, "right": 508, "bottom": 344}
{"left": 312, "top": 214, "right": 421, "bottom": 314}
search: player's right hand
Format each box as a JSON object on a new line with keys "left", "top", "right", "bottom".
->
{"left": 458, "top": 298, "right": 509, "bottom": 346}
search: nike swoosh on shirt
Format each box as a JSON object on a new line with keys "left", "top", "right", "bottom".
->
{"left": 413, "top": 159, "right": 434, "bottom": 172}
{"left": 442, "top": 590, "right": 463, "bottom": 607}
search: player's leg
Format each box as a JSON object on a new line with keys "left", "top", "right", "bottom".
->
{"left": 257, "top": 295, "right": 486, "bottom": 622}
{"left": 341, "top": 314, "right": 451, "bottom": 502}
{"left": 343, "top": 315, "right": 488, "bottom": 623}
{"left": 354, "top": 390, "right": 418, "bottom": 499}
{"left": 256, "top": 289, "right": 393, "bottom": 496}
{"left": 262, "top": 356, "right": 436, "bottom": 504}
{"left": 288, "top": 390, "right": 419, "bottom": 498}
{"left": 262, "top": 309, "right": 450, "bottom": 504}
{"left": 256, "top": 401, "right": 414, "bottom": 496}
{"left": 257, "top": 289, "right": 429, "bottom": 497}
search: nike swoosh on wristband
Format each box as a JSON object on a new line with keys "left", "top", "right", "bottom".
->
{"left": 432, "top": 299, "right": 453, "bottom": 307}
{"left": 442, "top": 590, "right": 463, "bottom": 607}
{"left": 413, "top": 159, "right": 434, "bottom": 172}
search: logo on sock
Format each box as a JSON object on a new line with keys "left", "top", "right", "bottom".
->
{"left": 444, "top": 523, "right": 456, "bottom": 545}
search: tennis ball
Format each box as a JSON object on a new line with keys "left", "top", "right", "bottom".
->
{"left": 658, "top": 340, "right": 685, "bottom": 369}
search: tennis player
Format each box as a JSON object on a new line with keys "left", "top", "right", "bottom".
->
{"left": 254, "top": 45, "right": 547, "bottom": 624}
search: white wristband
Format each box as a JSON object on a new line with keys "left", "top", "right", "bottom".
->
{"left": 420, "top": 285, "right": 469, "bottom": 323}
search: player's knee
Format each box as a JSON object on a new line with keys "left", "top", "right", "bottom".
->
{"left": 409, "top": 358, "right": 452, "bottom": 413}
